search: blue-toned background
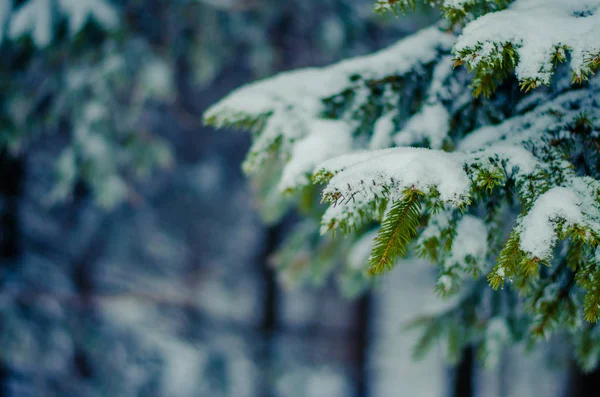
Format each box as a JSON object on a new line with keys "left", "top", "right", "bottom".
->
{"left": 0, "top": 1, "right": 590, "bottom": 396}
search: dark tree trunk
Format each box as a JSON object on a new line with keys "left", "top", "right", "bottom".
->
{"left": 355, "top": 294, "right": 372, "bottom": 397}
{"left": 0, "top": 152, "right": 24, "bottom": 396}
{"left": 258, "top": 225, "right": 281, "bottom": 397}
{"left": 0, "top": 152, "right": 24, "bottom": 261}
{"left": 453, "top": 346, "right": 474, "bottom": 397}
{"left": 567, "top": 363, "right": 600, "bottom": 397}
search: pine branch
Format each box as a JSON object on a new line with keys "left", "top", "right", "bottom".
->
{"left": 456, "top": 42, "right": 518, "bottom": 98}
{"left": 368, "top": 189, "right": 423, "bottom": 274}
{"left": 584, "top": 271, "right": 600, "bottom": 323}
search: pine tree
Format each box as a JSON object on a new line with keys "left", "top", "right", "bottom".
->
{"left": 205, "top": 0, "right": 600, "bottom": 369}
{"left": 0, "top": 0, "right": 177, "bottom": 208}
{"left": 2, "top": 1, "right": 429, "bottom": 395}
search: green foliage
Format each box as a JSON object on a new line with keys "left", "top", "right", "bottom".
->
{"left": 574, "top": 51, "right": 600, "bottom": 84}
{"left": 454, "top": 42, "right": 518, "bottom": 97}
{"left": 488, "top": 231, "right": 522, "bottom": 290}
{"left": 323, "top": 196, "right": 389, "bottom": 235}
{"left": 473, "top": 166, "right": 506, "bottom": 193}
{"left": 0, "top": 1, "right": 177, "bottom": 208}
{"left": 375, "top": 0, "right": 512, "bottom": 25}
{"left": 205, "top": 0, "right": 600, "bottom": 371}
{"left": 374, "top": 0, "right": 426, "bottom": 15}
{"left": 368, "top": 189, "right": 423, "bottom": 274}
{"left": 416, "top": 215, "right": 458, "bottom": 264}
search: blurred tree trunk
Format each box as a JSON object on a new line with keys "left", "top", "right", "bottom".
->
{"left": 258, "top": 224, "right": 282, "bottom": 397}
{"left": 355, "top": 294, "right": 372, "bottom": 397}
{"left": 568, "top": 364, "right": 600, "bottom": 397}
{"left": 0, "top": 153, "right": 23, "bottom": 262}
{"left": 0, "top": 152, "right": 24, "bottom": 394}
{"left": 454, "top": 347, "right": 474, "bottom": 397}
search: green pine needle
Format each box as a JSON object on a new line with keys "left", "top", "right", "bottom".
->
{"left": 368, "top": 189, "right": 423, "bottom": 274}
{"left": 488, "top": 230, "right": 523, "bottom": 290}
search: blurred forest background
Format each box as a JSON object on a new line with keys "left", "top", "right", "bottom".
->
{"left": 0, "top": 0, "right": 598, "bottom": 396}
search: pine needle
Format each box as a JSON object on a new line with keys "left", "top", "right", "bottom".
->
{"left": 368, "top": 189, "right": 422, "bottom": 274}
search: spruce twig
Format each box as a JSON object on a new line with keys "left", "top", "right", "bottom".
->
{"left": 368, "top": 189, "right": 422, "bottom": 274}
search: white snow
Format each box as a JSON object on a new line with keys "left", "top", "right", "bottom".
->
{"left": 9, "top": 0, "right": 53, "bottom": 47}
{"left": 455, "top": 0, "right": 600, "bottom": 84}
{"left": 448, "top": 215, "right": 487, "bottom": 269}
{"left": 419, "top": 211, "right": 452, "bottom": 242}
{"left": 243, "top": 103, "right": 318, "bottom": 172}
{"left": 58, "top": 0, "right": 119, "bottom": 36}
{"left": 517, "top": 179, "right": 600, "bottom": 259}
{"left": 370, "top": 111, "right": 397, "bottom": 150}
{"left": 6, "top": 0, "right": 118, "bottom": 46}
{"left": 320, "top": 191, "right": 381, "bottom": 234}
{"left": 207, "top": 26, "right": 453, "bottom": 125}
{"left": 315, "top": 148, "right": 398, "bottom": 179}
{"left": 469, "top": 144, "right": 540, "bottom": 180}
{"left": 322, "top": 147, "right": 472, "bottom": 204}
{"left": 205, "top": 27, "right": 454, "bottom": 173}
{"left": 394, "top": 104, "right": 450, "bottom": 150}
{"left": 519, "top": 187, "right": 582, "bottom": 259}
{"left": 279, "top": 120, "right": 353, "bottom": 191}
{"left": 427, "top": 56, "right": 456, "bottom": 101}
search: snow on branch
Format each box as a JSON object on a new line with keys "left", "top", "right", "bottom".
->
{"left": 375, "top": 0, "right": 511, "bottom": 23}
{"left": 454, "top": 0, "right": 600, "bottom": 91}
{"left": 203, "top": 0, "right": 600, "bottom": 347}
{"left": 7, "top": 0, "right": 119, "bottom": 47}
{"left": 204, "top": 26, "right": 455, "bottom": 176}
{"left": 461, "top": 81, "right": 600, "bottom": 153}
{"left": 279, "top": 120, "right": 353, "bottom": 192}
{"left": 517, "top": 178, "right": 600, "bottom": 261}
{"left": 320, "top": 147, "right": 472, "bottom": 205}
{"left": 205, "top": 26, "right": 453, "bottom": 127}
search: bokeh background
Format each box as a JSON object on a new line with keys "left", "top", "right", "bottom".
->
{"left": 0, "top": 1, "right": 598, "bottom": 396}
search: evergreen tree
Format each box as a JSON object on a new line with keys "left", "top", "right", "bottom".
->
{"left": 0, "top": 0, "right": 177, "bottom": 208}
{"left": 2, "top": 1, "right": 428, "bottom": 395}
{"left": 205, "top": 0, "right": 600, "bottom": 370}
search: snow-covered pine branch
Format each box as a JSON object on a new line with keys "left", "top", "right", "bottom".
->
{"left": 453, "top": 0, "right": 600, "bottom": 90}
{"left": 205, "top": 0, "right": 600, "bottom": 369}
{"left": 3, "top": 0, "right": 119, "bottom": 47}
{"left": 205, "top": 26, "right": 457, "bottom": 180}
{"left": 1, "top": 0, "right": 178, "bottom": 208}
